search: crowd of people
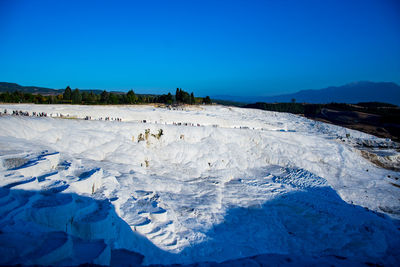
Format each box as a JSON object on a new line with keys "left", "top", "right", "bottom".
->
{"left": 2, "top": 109, "right": 253, "bottom": 130}
{"left": 2, "top": 109, "right": 124, "bottom": 122}
{"left": 2, "top": 108, "right": 214, "bottom": 128}
{"left": 100, "top": 117, "right": 122, "bottom": 121}
{"left": 172, "top": 122, "right": 202, "bottom": 127}
{"left": 2, "top": 109, "right": 48, "bottom": 117}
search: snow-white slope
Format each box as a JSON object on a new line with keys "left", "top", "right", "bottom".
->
{"left": 0, "top": 104, "right": 399, "bottom": 266}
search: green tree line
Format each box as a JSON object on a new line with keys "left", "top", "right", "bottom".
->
{"left": 0, "top": 87, "right": 212, "bottom": 105}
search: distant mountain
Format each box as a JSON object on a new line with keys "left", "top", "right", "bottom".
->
{"left": 0, "top": 82, "right": 64, "bottom": 95}
{"left": 0, "top": 82, "right": 123, "bottom": 95}
{"left": 213, "top": 81, "right": 400, "bottom": 105}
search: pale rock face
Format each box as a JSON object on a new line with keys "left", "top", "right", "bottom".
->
{"left": 0, "top": 104, "right": 399, "bottom": 266}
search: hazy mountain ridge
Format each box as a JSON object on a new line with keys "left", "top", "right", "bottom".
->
{"left": 214, "top": 81, "right": 400, "bottom": 105}
{"left": 0, "top": 82, "right": 120, "bottom": 95}
{"left": 0, "top": 82, "right": 64, "bottom": 95}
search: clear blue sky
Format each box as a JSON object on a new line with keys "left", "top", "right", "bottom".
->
{"left": 0, "top": 0, "right": 399, "bottom": 96}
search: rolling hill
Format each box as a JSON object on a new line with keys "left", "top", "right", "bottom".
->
{"left": 0, "top": 82, "right": 64, "bottom": 95}
{"left": 0, "top": 82, "right": 118, "bottom": 95}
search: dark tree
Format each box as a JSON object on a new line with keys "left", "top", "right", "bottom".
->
{"left": 175, "top": 88, "right": 180, "bottom": 103}
{"left": 127, "top": 90, "right": 137, "bottom": 104}
{"left": 72, "top": 89, "right": 82, "bottom": 104}
{"left": 166, "top": 92, "right": 173, "bottom": 104}
{"left": 175, "top": 88, "right": 191, "bottom": 104}
{"left": 108, "top": 93, "right": 119, "bottom": 104}
{"left": 203, "top": 96, "right": 212, "bottom": 104}
{"left": 63, "top": 86, "right": 72, "bottom": 101}
{"left": 82, "top": 91, "right": 89, "bottom": 103}
{"left": 182, "top": 91, "right": 190, "bottom": 103}
{"left": 100, "top": 90, "right": 109, "bottom": 103}
{"left": 88, "top": 91, "right": 97, "bottom": 103}
{"left": 34, "top": 94, "right": 44, "bottom": 104}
